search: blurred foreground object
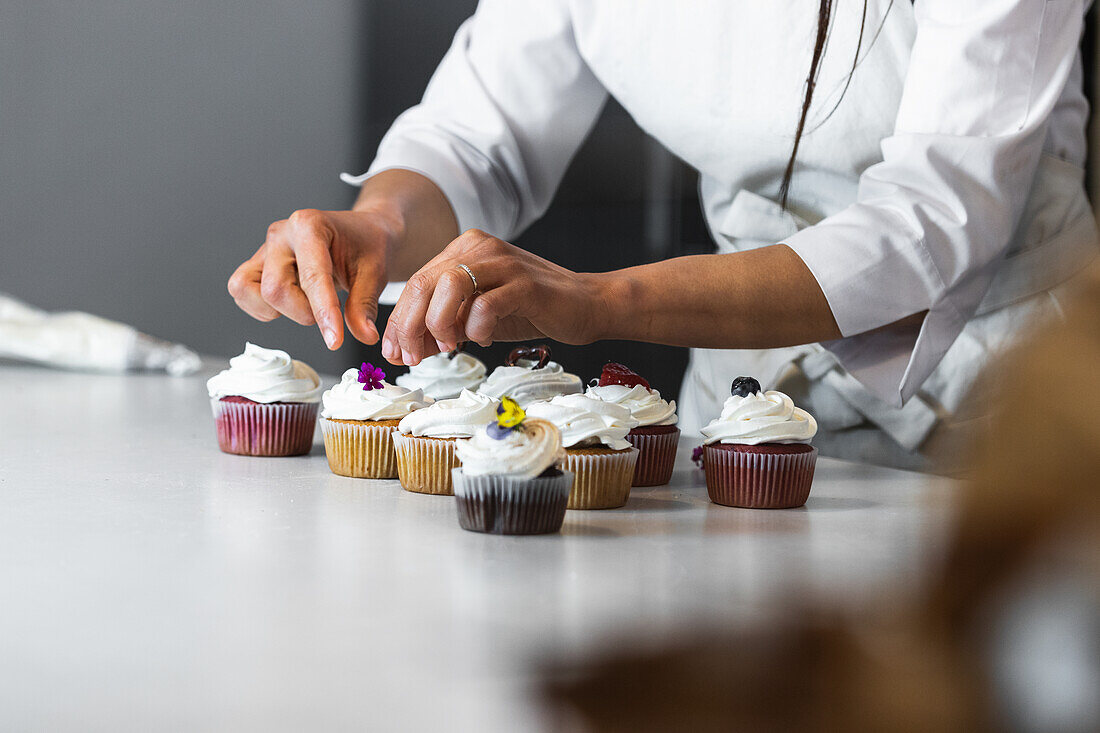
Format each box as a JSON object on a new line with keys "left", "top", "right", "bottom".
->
{"left": 542, "top": 263, "right": 1100, "bottom": 733}
{"left": 0, "top": 292, "right": 200, "bottom": 375}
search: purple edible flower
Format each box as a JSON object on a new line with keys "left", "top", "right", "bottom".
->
{"left": 691, "top": 446, "right": 705, "bottom": 468}
{"left": 357, "top": 362, "right": 386, "bottom": 391}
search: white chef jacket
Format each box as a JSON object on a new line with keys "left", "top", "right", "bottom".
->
{"left": 345, "top": 0, "right": 1099, "bottom": 464}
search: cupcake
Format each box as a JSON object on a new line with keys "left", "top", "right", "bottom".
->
{"left": 452, "top": 397, "right": 573, "bottom": 535}
{"left": 477, "top": 344, "right": 582, "bottom": 407}
{"left": 392, "top": 389, "right": 498, "bottom": 495}
{"left": 318, "top": 362, "right": 432, "bottom": 478}
{"left": 395, "top": 347, "right": 487, "bottom": 400}
{"left": 526, "top": 393, "right": 639, "bottom": 509}
{"left": 698, "top": 376, "right": 818, "bottom": 509}
{"left": 207, "top": 342, "right": 322, "bottom": 457}
{"left": 586, "top": 363, "right": 680, "bottom": 486}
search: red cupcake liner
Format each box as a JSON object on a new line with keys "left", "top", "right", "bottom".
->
{"left": 211, "top": 398, "right": 318, "bottom": 457}
{"left": 702, "top": 443, "right": 817, "bottom": 508}
{"left": 452, "top": 469, "right": 573, "bottom": 535}
{"left": 626, "top": 426, "right": 680, "bottom": 486}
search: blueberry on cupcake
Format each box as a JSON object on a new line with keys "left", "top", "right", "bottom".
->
{"left": 699, "top": 377, "right": 818, "bottom": 508}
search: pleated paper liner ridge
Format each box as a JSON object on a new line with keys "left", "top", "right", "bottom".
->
{"left": 561, "top": 447, "right": 639, "bottom": 509}
{"left": 211, "top": 399, "right": 318, "bottom": 457}
{"left": 626, "top": 426, "right": 680, "bottom": 486}
{"left": 702, "top": 443, "right": 817, "bottom": 508}
{"left": 319, "top": 417, "right": 401, "bottom": 479}
{"left": 452, "top": 468, "right": 573, "bottom": 534}
{"left": 392, "top": 433, "right": 461, "bottom": 495}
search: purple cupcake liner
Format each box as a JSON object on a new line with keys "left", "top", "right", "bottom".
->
{"left": 211, "top": 399, "right": 318, "bottom": 457}
{"left": 626, "top": 427, "right": 680, "bottom": 486}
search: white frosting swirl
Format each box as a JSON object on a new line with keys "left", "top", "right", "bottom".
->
{"left": 455, "top": 418, "right": 564, "bottom": 478}
{"left": 585, "top": 384, "right": 678, "bottom": 427}
{"left": 321, "top": 369, "right": 432, "bottom": 421}
{"left": 476, "top": 360, "right": 582, "bottom": 407}
{"left": 206, "top": 342, "right": 321, "bottom": 403}
{"left": 700, "top": 390, "right": 817, "bottom": 445}
{"left": 525, "top": 393, "right": 639, "bottom": 450}
{"left": 395, "top": 352, "right": 487, "bottom": 400}
{"left": 397, "top": 389, "right": 498, "bottom": 438}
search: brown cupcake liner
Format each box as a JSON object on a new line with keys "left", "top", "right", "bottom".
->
{"left": 391, "top": 433, "right": 460, "bottom": 495}
{"left": 626, "top": 427, "right": 680, "bottom": 486}
{"left": 452, "top": 469, "right": 573, "bottom": 535}
{"left": 318, "top": 417, "right": 400, "bottom": 479}
{"left": 211, "top": 399, "right": 317, "bottom": 457}
{"left": 562, "top": 447, "right": 639, "bottom": 509}
{"left": 703, "top": 444, "right": 817, "bottom": 509}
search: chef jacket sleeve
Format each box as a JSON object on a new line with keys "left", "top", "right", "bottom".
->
{"left": 343, "top": 0, "right": 608, "bottom": 240}
{"left": 782, "top": 0, "right": 1084, "bottom": 406}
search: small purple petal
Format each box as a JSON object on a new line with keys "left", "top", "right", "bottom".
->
{"left": 486, "top": 421, "right": 513, "bottom": 440}
{"left": 691, "top": 446, "right": 705, "bottom": 467}
{"left": 357, "top": 362, "right": 373, "bottom": 384}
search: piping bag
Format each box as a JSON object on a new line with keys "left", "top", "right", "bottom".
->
{"left": 0, "top": 292, "right": 201, "bottom": 376}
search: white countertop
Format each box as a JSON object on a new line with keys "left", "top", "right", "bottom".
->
{"left": 0, "top": 362, "right": 955, "bottom": 732}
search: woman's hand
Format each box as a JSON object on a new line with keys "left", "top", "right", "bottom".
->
{"left": 381, "top": 229, "right": 612, "bottom": 365}
{"left": 228, "top": 208, "right": 399, "bottom": 350}
{"left": 227, "top": 170, "right": 459, "bottom": 351}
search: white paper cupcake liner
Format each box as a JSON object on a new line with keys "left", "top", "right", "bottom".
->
{"left": 452, "top": 468, "right": 573, "bottom": 534}
{"left": 562, "top": 447, "right": 639, "bottom": 510}
{"left": 210, "top": 398, "right": 317, "bottom": 457}
{"left": 318, "top": 416, "right": 400, "bottom": 479}
{"left": 391, "top": 433, "right": 460, "bottom": 495}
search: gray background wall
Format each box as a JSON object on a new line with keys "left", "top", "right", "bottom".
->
{"left": 1, "top": 1, "right": 363, "bottom": 376}
{"left": 0, "top": 1, "right": 704, "bottom": 394}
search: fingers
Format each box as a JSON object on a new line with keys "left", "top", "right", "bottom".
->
{"left": 228, "top": 245, "right": 280, "bottom": 321}
{"left": 285, "top": 210, "right": 345, "bottom": 350}
{"left": 424, "top": 266, "right": 477, "bottom": 352}
{"left": 382, "top": 269, "right": 439, "bottom": 365}
{"left": 260, "top": 246, "right": 316, "bottom": 327}
{"left": 383, "top": 230, "right": 517, "bottom": 364}
{"left": 345, "top": 258, "right": 386, "bottom": 345}
{"left": 464, "top": 284, "right": 521, "bottom": 346}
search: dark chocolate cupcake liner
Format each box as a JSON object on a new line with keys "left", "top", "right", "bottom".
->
{"left": 703, "top": 444, "right": 817, "bottom": 509}
{"left": 626, "top": 427, "right": 680, "bottom": 486}
{"left": 452, "top": 469, "right": 573, "bottom": 535}
{"left": 211, "top": 399, "right": 318, "bottom": 457}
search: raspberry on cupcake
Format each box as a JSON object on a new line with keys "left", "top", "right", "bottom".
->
{"left": 318, "top": 362, "right": 432, "bottom": 479}
{"left": 206, "top": 342, "right": 322, "bottom": 457}
{"left": 526, "top": 393, "right": 640, "bottom": 509}
{"left": 698, "top": 376, "right": 818, "bottom": 509}
{"left": 586, "top": 362, "right": 680, "bottom": 486}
